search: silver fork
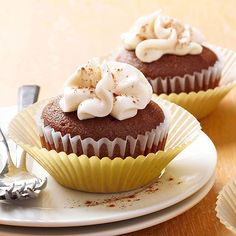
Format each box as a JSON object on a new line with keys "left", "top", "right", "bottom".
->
{"left": 0, "top": 85, "right": 47, "bottom": 200}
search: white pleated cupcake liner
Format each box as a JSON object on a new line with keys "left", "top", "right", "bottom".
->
{"left": 216, "top": 179, "right": 236, "bottom": 234}
{"left": 36, "top": 100, "right": 171, "bottom": 158}
{"left": 149, "top": 46, "right": 224, "bottom": 94}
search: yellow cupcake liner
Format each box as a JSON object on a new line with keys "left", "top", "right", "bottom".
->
{"left": 158, "top": 46, "right": 236, "bottom": 119}
{"left": 8, "top": 98, "right": 201, "bottom": 193}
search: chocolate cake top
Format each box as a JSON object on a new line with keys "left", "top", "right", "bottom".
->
{"left": 116, "top": 46, "right": 217, "bottom": 79}
{"left": 41, "top": 97, "right": 165, "bottom": 141}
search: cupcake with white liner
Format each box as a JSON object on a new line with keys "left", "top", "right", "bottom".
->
{"left": 115, "top": 10, "right": 223, "bottom": 95}
{"left": 38, "top": 58, "right": 170, "bottom": 159}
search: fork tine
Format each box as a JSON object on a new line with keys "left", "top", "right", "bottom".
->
{"left": 31, "top": 179, "right": 37, "bottom": 190}
{"left": 26, "top": 188, "right": 39, "bottom": 198}
{"left": 7, "top": 183, "right": 15, "bottom": 193}
{"left": 17, "top": 191, "right": 30, "bottom": 200}
{"left": 18, "top": 182, "right": 26, "bottom": 193}
{"left": 10, "top": 182, "right": 26, "bottom": 194}
{"left": 3, "top": 178, "right": 47, "bottom": 201}
{"left": 6, "top": 185, "right": 24, "bottom": 200}
{"left": 35, "top": 178, "right": 47, "bottom": 190}
{"left": 15, "top": 190, "right": 24, "bottom": 200}
{"left": 5, "top": 191, "right": 13, "bottom": 200}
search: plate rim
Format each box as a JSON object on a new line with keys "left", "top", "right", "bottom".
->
{"left": 0, "top": 131, "right": 217, "bottom": 227}
{"left": 0, "top": 173, "right": 216, "bottom": 236}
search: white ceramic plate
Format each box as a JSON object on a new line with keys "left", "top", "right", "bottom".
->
{"left": 0, "top": 107, "right": 217, "bottom": 228}
{"left": 0, "top": 173, "right": 216, "bottom": 236}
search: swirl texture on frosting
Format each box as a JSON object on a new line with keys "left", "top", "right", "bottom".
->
{"left": 60, "top": 58, "right": 152, "bottom": 120}
{"left": 121, "top": 11, "right": 205, "bottom": 62}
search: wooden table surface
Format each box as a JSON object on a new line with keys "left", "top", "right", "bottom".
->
{"left": 0, "top": 0, "right": 236, "bottom": 235}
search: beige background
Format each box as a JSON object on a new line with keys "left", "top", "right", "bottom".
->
{"left": 0, "top": 0, "right": 236, "bottom": 235}
{"left": 1, "top": 0, "right": 236, "bottom": 106}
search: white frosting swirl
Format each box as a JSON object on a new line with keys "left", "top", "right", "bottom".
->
{"left": 121, "top": 11, "right": 205, "bottom": 63}
{"left": 60, "top": 58, "right": 152, "bottom": 120}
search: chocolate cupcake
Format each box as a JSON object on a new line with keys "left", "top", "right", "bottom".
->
{"left": 115, "top": 11, "right": 223, "bottom": 95}
{"left": 38, "top": 59, "right": 170, "bottom": 159}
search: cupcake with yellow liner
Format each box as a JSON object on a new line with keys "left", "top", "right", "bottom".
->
{"left": 116, "top": 10, "right": 223, "bottom": 94}
{"left": 8, "top": 59, "right": 201, "bottom": 193}
{"left": 39, "top": 58, "right": 170, "bottom": 158}
{"left": 114, "top": 10, "right": 236, "bottom": 119}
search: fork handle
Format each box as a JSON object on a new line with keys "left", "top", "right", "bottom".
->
{"left": 16, "top": 85, "right": 40, "bottom": 167}
{"left": 18, "top": 85, "right": 40, "bottom": 112}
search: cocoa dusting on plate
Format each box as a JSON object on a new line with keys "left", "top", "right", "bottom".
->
{"left": 84, "top": 193, "right": 139, "bottom": 208}
{"left": 64, "top": 175, "right": 184, "bottom": 209}
{"left": 85, "top": 200, "right": 99, "bottom": 207}
{"left": 64, "top": 199, "right": 81, "bottom": 208}
{"left": 82, "top": 182, "right": 161, "bottom": 208}
{"left": 145, "top": 187, "right": 159, "bottom": 194}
